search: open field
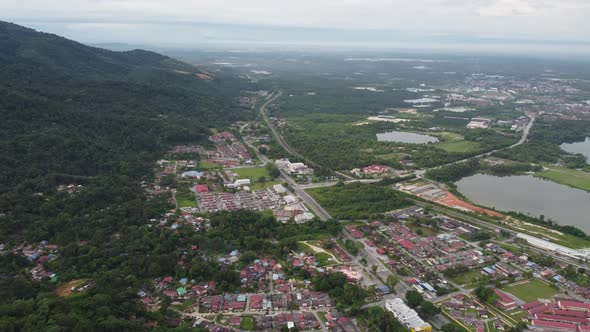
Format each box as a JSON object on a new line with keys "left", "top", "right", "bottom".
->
{"left": 233, "top": 167, "right": 271, "bottom": 180}
{"left": 299, "top": 241, "right": 341, "bottom": 266}
{"left": 432, "top": 132, "right": 481, "bottom": 153}
{"left": 503, "top": 217, "right": 590, "bottom": 249}
{"left": 375, "top": 152, "right": 411, "bottom": 162}
{"left": 199, "top": 161, "right": 221, "bottom": 170}
{"left": 435, "top": 191, "right": 504, "bottom": 218}
{"left": 501, "top": 279, "right": 558, "bottom": 302}
{"left": 55, "top": 279, "right": 85, "bottom": 297}
{"left": 176, "top": 189, "right": 196, "bottom": 207}
{"left": 317, "top": 311, "right": 328, "bottom": 323}
{"left": 437, "top": 140, "right": 481, "bottom": 153}
{"left": 232, "top": 167, "right": 278, "bottom": 190}
{"left": 306, "top": 182, "right": 409, "bottom": 219}
{"left": 537, "top": 165, "right": 590, "bottom": 192}
{"left": 240, "top": 317, "right": 254, "bottom": 330}
{"left": 407, "top": 223, "right": 439, "bottom": 237}
{"left": 447, "top": 270, "right": 482, "bottom": 287}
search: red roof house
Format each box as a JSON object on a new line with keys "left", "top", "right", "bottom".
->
{"left": 494, "top": 289, "right": 516, "bottom": 310}
{"left": 531, "top": 319, "right": 577, "bottom": 332}
{"left": 195, "top": 184, "right": 209, "bottom": 193}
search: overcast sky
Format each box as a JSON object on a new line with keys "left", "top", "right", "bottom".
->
{"left": 2, "top": 0, "right": 590, "bottom": 54}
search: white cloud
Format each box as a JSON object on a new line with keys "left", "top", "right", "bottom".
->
{"left": 477, "top": 0, "right": 536, "bottom": 17}
{"left": 1, "top": 0, "right": 589, "bottom": 47}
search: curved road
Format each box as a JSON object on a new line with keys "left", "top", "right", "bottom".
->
{"left": 259, "top": 91, "right": 355, "bottom": 180}
{"left": 260, "top": 90, "right": 535, "bottom": 179}
{"left": 421, "top": 113, "right": 535, "bottom": 174}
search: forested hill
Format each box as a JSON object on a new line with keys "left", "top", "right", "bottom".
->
{"left": 0, "top": 22, "right": 256, "bottom": 330}
{"left": 0, "top": 21, "right": 253, "bottom": 194}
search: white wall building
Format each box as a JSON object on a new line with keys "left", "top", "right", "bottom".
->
{"left": 516, "top": 233, "right": 590, "bottom": 261}
{"left": 385, "top": 298, "right": 432, "bottom": 332}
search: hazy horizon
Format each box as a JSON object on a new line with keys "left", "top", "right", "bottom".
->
{"left": 2, "top": 0, "right": 590, "bottom": 57}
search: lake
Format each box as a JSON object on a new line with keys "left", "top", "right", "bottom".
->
{"left": 561, "top": 137, "right": 590, "bottom": 163}
{"left": 377, "top": 131, "right": 439, "bottom": 144}
{"left": 456, "top": 174, "right": 590, "bottom": 232}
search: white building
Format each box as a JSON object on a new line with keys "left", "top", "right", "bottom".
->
{"left": 466, "top": 117, "right": 493, "bottom": 129}
{"left": 284, "top": 195, "right": 298, "bottom": 205}
{"left": 294, "top": 212, "right": 315, "bottom": 224}
{"left": 275, "top": 158, "right": 313, "bottom": 175}
{"left": 234, "top": 179, "right": 251, "bottom": 187}
{"left": 516, "top": 233, "right": 590, "bottom": 261}
{"left": 273, "top": 184, "right": 287, "bottom": 194}
{"left": 385, "top": 298, "right": 432, "bottom": 332}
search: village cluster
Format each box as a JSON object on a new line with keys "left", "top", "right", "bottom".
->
{"left": 333, "top": 203, "right": 590, "bottom": 331}
{"left": 135, "top": 245, "right": 363, "bottom": 332}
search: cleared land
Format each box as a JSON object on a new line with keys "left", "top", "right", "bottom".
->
{"left": 501, "top": 279, "right": 558, "bottom": 302}
{"left": 537, "top": 165, "right": 590, "bottom": 192}
{"left": 433, "top": 132, "right": 481, "bottom": 153}
{"left": 447, "top": 270, "right": 482, "bottom": 287}
{"left": 306, "top": 183, "right": 409, "bottom": 219}
{"left": 299, "top": 241, "right": 341, "bottom": 266}
{"left": 55, "top": 279, "right": 85, "bottom": 297}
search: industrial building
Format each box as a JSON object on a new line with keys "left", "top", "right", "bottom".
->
{"left": 516, "top": 233, "right": 590, "bottom": 261}
{"left": 385, "top": 298, "right": 432, "bottom": 332}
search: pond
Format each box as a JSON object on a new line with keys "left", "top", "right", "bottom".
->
{"left": 456, "top": 174, "right": 590, "bottom": 232}
{"left": 376, "top": 131, "right": 439, "bottom": 144}
{"left": 561, "top": 137, "right": 590, "bottom": 163}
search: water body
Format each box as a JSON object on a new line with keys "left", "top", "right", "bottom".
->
{"left": 376, "top": 131, "right": 439, "bottom": 144}
{"left": 456, "top": 174, "right": 590, "bottom": 232}
{"left": 561, "top": 138, "right": 590, "bottom": 163}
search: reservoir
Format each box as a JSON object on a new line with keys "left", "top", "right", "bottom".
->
{"left": 377, "top": 131, "right": 439, "bottom": 144}
{"left": 561, "top": 138, "right": 590, "bottom": 163}
{"left": 456, "top": 174, "right": 590, "bottom": 232}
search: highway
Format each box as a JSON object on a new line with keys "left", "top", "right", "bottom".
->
{"left": 279, "top": 170, "right": 333, "bottom": 221}
{"left": 259, "top": 90, "right": 355, "bottom": 180}
{"left": 242, "top": 107, "right": 333, "bottom": 222}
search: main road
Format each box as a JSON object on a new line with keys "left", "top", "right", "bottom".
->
{"left": 259, "top": 90, "right": 535, "bottom": 180}
{"left": 259, "top": 91, "right": 355, "bottom": 180}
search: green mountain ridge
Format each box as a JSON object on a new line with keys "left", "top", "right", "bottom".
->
{"left": 0, "top": 21, "right": 255, "bottom": 331}
{"left": 0, "top": 21, "right": 253, "bottom": 194}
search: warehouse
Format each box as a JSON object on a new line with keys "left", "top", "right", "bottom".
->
{"left": 385, "top": 298, "right": 432, "bottom": 332}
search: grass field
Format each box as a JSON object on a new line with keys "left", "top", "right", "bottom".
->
{"left": 504, "top": 217, "right": 590, "bottom": 249}
{"left": 233, "top": 167, "right": 271, "bottom": 180}
{"left": 537, "top": 165, "right": 590, "bottom": 192}
{"left": 408, "top": 224, "right": 439, "bottom": 237}
{"left": 176, "top": 189, "right": 196, "bottom": 208}
{"left": 306, "top": 183, "right": 409, "bottom": 220}
{"left": 431, "top": 132, "right": 481, "bottom": 153}
{"left": 240, "top": 317, "right": 254, "bottom": 330}
{"left": 501, "top": 279, "right": 558, "bottom": 302}
{"left": 199, "top": 161, "right": 221, "bottom": 170}
{"left": 447, "top": 270, "right": 482, "bottom": 287}
{"left": 375, "top": 152, "right": 411, "bottom": 162}
{"left": 437, "top": 140, "right": 481, "bottom": 153}
{"left": 317, "top": 311, "right": 328, "bottom": 323}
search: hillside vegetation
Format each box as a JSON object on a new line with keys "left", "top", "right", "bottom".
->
{"left": 0, "top": 21, "right": 252, "bottom": 194}
{"left": 0, "top": 22, "right": 254, "bottom": 330}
